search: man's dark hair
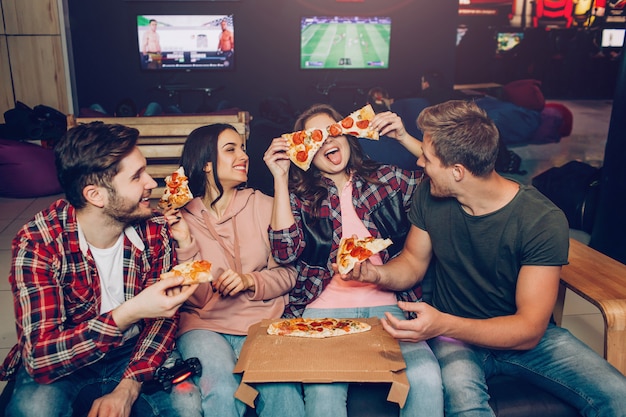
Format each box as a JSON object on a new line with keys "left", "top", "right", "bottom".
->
{"left": 55, "top": 122, "right": 139, "bottom": 208}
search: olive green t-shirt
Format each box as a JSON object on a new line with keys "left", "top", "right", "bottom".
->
{"left": 409, "top": 180, "right": 569, "bottom": 319}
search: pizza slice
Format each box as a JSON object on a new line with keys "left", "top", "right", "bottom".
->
{"left": 158, "top": 166, "right": 194, "bottom": 210}
{"left": 282, "top": 127, "right": 329, "bottom": 171}
{"left": 336, "top": 236, "right": 393, "bottom": 275}
{"left": 328, "top": 104, "right": 380, "bottom": 141}
{"left": 160, "top": 259, "right": 214, "bottom": 285}
{"left": 266, "top": 318, "right": 371, "bottom": 338}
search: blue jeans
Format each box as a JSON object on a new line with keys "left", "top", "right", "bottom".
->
{"left": 428, "top": 324, "right": 626, "bottom": 417}
{"left": 302, "top": 306, "right": 443, "bottom": 417}
{"left": 6, "top": 340, "right": 185, "bottom": 417}
{"left": 174, "top": 329, "right": 305, "bottom": 417}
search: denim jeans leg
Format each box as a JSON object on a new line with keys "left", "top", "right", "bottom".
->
{"left": 303, "top": 382, "right": 349, "bottom": 417}
{"left": 369, "top": 305, "right": 444, "bottom": 417}
{"left": 6, "top": 367, "right": 76, "bottom": 417}
{"left": 220, "top": 334, "right": 304, "bottom": 417}
{"left": 255, "top": 382, "right": 305, "bottom": 417}
{"left": 301, "top": 307, "right": 357, "bottom": 417}
{"left": 398, "top": 341, "right": 443, "bottom": 417}
{"left": 177, "top": 329, "right": 247, "bottom": 417}
{"left": 428, "top": 336, "right": 495, "bottom": 417}
{"left": 495, "top": 324, "right": 626, "bottom": 417}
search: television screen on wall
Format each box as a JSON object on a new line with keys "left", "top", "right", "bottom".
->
{"left": 601, "top": 28, "right": 625, "bottom": 48}
{"left": 137, "top": 14, "right": 235, "bottom": 71}
{"left": 300, "top": 16, "right": 391, "bottom": 69}
{"left": 496, "top": 31, "right": 523, "bottom": 53}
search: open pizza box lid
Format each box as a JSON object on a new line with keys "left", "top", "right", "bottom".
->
{"left": 233, "top": 318, "right": 409, "bottom": 408}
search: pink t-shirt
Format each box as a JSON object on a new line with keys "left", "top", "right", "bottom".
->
{"left": 308, "top": 179, "right": 397, "bottom": 309}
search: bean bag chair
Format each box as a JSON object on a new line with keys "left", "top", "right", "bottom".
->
{"left": 529, "top": 106, "right": 564, "bottom": 144}
{"left": 544, "top": 102, "right": 573, "bottom": 137}
{"left": 0, "top": 139, "right": 62, "bottom": 198}
{"left": 502, "top": 79, "right": 546, "bottom": 111}
{"left": 475, "top": 96, "right": 542, "bottom": 146}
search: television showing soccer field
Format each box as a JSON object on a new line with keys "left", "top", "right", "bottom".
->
{"left": 300, "top": 16, "right": 391, "bottom": 70}
{"left": 137, "top": 14, "right": 235, "bottom": 71}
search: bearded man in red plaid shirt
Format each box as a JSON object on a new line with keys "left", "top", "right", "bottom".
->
{"left": 1, "top": 122, "right": 198, "bottom": 417}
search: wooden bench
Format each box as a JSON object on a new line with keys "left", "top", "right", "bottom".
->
{"left": 555, "top": 238, "right": 626, "bottom": 376}
{"left": 66, "top": 112, "right": 251, "bottom": 198}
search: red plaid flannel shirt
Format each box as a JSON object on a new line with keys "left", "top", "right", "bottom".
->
{"left": 269, "top": 165, "right": 424, "bottom": 318}
{"left": 0, "top": 199, "right": 177, "bottom": 383}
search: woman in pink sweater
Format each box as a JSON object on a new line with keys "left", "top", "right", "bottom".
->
{"left": 164, "top": 124, "right": 304, "bottom": 417}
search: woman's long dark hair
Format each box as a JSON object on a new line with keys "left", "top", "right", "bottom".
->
{"left": 180, "top": 123, "right": 241, "bottom": 209}
{"left": 289, "top": 103, "right": 381, "bottom": 218}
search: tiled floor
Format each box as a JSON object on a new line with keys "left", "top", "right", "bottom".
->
{"left": 0, "top": 99, "right": 613, "bottom": 395}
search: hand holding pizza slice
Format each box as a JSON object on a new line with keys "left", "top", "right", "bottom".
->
{"left": 158, "top": 166, "right": 194, "bottom": 209}
{"left": 336, "top": 236, "right": 393, "bottom": 275}
{"left": 160, "top": 259, "right": 214, "bottom": 286}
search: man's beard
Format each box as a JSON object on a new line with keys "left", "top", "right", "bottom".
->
{"left": 104, "top": 188, "right": 151, "bottom": 226}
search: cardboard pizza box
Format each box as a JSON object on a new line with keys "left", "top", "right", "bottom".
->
{"left": 233, "top": 318, "right": 409, "bottom": 409}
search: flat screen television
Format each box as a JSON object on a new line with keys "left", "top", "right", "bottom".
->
{"left": 496, "top": 31, "right": 523, "bottom": 53}
{"left": 137, "top": 14, "right": 235, "bottom": 71}
{"left": 300, "top": 16, "right": 391, "bottom": 69}
{"left": 601, "top": 28, "right": 625, "bottom": 48}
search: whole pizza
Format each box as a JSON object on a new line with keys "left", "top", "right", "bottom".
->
{"left": 267, "top": 317, "right": 372, "bottom": 338}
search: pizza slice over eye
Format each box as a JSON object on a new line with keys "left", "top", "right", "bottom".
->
{"left": 158, "top": 166, "right": 194, "bottom": 209}
{"left": 282, "top": 127, "right": 329, "bottom": 171}
{"left": 336, "top": 236, "right": 393, "bottom": 275}
{"left": 329, "top": 104, "right": 380, "bottom": 141}
{"left": 160, "top": 259, "right": 214, "bottom": 285}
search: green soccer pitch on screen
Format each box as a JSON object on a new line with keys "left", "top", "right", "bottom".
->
{"left": 300, "top": 16, "right": 391, "bottom": 70}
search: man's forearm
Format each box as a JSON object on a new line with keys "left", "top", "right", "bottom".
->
{"left": 378, "top": 252, "right": 426, "bottom": 291}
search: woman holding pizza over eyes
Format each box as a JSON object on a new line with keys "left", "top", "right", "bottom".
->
{"left": 162, "top": 123, "right": 305, "bottom": 417}
{"left": 263, "top": 103, "right": 443, "bottom": 417}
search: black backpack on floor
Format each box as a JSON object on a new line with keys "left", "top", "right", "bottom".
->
{"left": 532, "top": 160, "right": 601, "bottom": 233}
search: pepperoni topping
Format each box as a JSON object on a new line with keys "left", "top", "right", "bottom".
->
{"left": 311, "top": 129, "right": 324, "bottom": 142}
{"left": 350, "top": 246, "right": 373, "bottom": 261}
{"left": 341, "top": 117, "right": 354, "bottom": 129}
{"left": 296, "top": 150, "right": 308, "bottom": 162}
{"left": 329, "top": 123, "right": 342, "bottom": 136}
{"left": 356, "top": 120, "right": 370, "bottom": 129}
{"left": 292, "top": 131, "right": 304, "bottom": 145}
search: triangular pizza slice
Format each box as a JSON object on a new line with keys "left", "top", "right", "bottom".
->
{"left": 336, "top": 236, "right": 393, "bottom": 274}
{"left": 328, "top": 104, "right": 380, "bottom": 140}
{"left": 160, "top": 259, "right": 214, "bottom": 286}
{"left": 282, "top": 127, "right": 329, "bottom": 171}
{"left": 158, "top": 166, "right": 194, "bottom": 209}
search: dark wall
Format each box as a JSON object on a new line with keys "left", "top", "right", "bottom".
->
{"left": 66, "top": 0, "right": 458, "bottom": 118}
{"left": 590, "top": 49, "right": 626, "bottom": 264}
